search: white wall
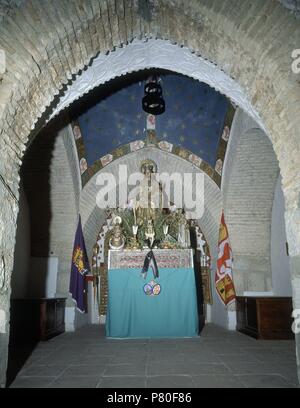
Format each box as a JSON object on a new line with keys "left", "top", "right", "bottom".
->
{"left": 271, "top": 176, "right": 292, "bottom": 296}
{"left": 11, "top": 184, "right": 31, "bottom": 299}
{"left": 222, "top": 109, "right": 279, "bottom": 294}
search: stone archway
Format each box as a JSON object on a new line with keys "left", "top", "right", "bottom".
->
{"left": 0, "top": 0, "right": 299, "bottom": 386}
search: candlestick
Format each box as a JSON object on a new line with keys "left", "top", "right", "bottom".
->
{"left": 132, "top": 224, "right": 139, "bottom": 249}
{"left": 162, "top": 224, "right": 169, "bottom": 249}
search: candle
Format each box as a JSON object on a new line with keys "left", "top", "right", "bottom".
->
{"left": 163, "top": 224, "right": 169, "bottom": 235}
{"left": 133, "top": 204, "right": 137, "bottom": 226}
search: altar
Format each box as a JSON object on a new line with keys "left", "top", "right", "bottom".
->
{"left": 106, "top": 249, "right": 199, "bottom": 338}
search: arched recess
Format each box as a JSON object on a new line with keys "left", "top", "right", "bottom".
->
{"left": 79, "top": 146, "right": 228, "bottom": 327}
{"left": 222, "top": 109, "right": 280, "bottom": 295}
{"left": 0, "top": 0, "right": 300, "bottom": 386}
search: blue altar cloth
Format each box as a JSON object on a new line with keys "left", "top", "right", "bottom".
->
{"left": 106, "top": 268, "right": 199, "bottom": 338}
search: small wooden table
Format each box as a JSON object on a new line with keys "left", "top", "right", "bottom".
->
{"left": 10, "top": 298, "right": 66, "bottom": 342}
{"left": 236, "top": 296, "right": 294, "bottom": 339}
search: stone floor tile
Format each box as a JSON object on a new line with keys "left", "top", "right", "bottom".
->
{"left": 62, "top": 364, "right": 106, "bottom": 376}
{"left": 19, "top": 365, "right": 67, "bottom": 377}
{"left": 104, "top": 364, "right": 146, "bottom": 376}
{"left": 147, "top": 362, "right": 229, "bottom": 376}
{"left": 238, "top": 374, "right": 296, "bottom": 388}
{"left": 99, "top": 376, "right": 146, "bottom": 388}
{"left": 192, "top": 374, "right": 246, "bottom": 388}
{"left": 10, "top": 376, "right": 56, "bottom": 388}
{"left": 146, "top": 375, "right": 196, "bottom": 388}
{"left": 48, "top": 375, "right": 100, "bottom": 388}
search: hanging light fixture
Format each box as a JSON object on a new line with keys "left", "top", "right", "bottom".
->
{"left": 142, "top": 76, "right": 165, "bottom": 115}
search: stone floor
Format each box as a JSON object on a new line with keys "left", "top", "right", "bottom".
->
{"left": 9, "top": 324, "right": 299, "bottom": 388}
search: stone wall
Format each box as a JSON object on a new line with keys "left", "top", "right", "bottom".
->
{"left": 0, "top": 0, "right": 299, "bottom": 386}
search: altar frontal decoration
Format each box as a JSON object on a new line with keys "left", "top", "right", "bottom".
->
{"left": 215, "top": 212, "right": 236, "bottom": 305}
{"left": 143, "top": 280, "right": 161, "bottom": 296}
{"left": 93, "top": 158, "right": 210, "bottom": 315}
{"left": 69, "top": 215, "right": 90, "bottom": 313}
{"left": 141, "top": 241, "right": 161, "bottom": 296}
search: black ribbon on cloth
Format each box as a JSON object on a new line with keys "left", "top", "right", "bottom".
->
{"left": 141, "top": 240, "right": 159, "bottom": 280}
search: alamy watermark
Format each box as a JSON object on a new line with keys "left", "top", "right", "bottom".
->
{"left": 291, "top": 49, "right": 300, "bottom": 74}
{"left": 95, "top": 164, "right": 204, "bottom": 219}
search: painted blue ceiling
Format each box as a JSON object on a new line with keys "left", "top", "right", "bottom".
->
{"left": 76, "top": 73, "right": 229, "bottom": 168}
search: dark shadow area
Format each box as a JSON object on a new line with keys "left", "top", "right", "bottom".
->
{"left": 6, "top": 118, "right": 65, "bottom": 387}
{"left": 6, "top": 300, "right": 40, "bottom": 387}
{"left": 21, "top": 120, "right": 57, "bottom": 263}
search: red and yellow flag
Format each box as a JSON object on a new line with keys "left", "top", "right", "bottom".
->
{"left": 215, "top": 212, "right": 236, "bottom": 305}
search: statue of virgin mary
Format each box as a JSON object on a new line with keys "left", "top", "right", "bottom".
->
{"left": 131, "top": 159, "right": 166, "bottom": 224}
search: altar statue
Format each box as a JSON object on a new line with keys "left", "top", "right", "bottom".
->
{"left": 109, "top": 216, "right": 125, "bottom": 250}
{"left": 130, "top": 159, "right": 163, "bottom": 224}
{"left": 177, "top": 210, "right": 191, "bottom": 248}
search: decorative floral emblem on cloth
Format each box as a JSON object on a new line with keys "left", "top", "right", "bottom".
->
{"left": 152, "top": 283, "right": 161, "bottom": 295}
{"left": 143, "top": 280, "right": 161, "bottom": 296}
{"left": 73, "top": 246, "right": 86, "bottom": 275}
{"left": 215, "top": 212, "right": 236, "bottom": 305}
{"left": 141, "top": 242, "right": 161, "bottom": 295}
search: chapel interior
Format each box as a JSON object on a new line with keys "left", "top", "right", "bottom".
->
{"left": 0, "top": 0, "right": 299, "bottom": 389}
